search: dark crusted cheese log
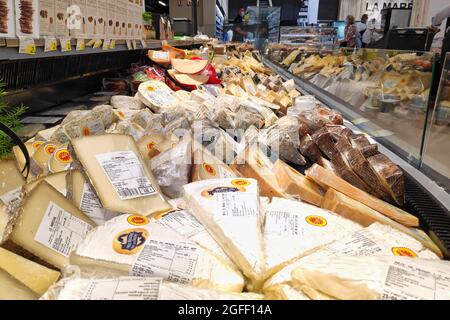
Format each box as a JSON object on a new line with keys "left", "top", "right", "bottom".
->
{"left": 299, "top": 134, "right": 323, "bottom": 163}
{"left": 311, "top": 127, "right": 339, "bottom": 159}
{"left": 335, "top": 137, "right": 394, "bottom": 203}
{"left": 367, "top": 154, "right": 405, "bottom": 206}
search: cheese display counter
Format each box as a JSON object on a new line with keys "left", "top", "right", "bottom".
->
{"left": 0, "top": 42, "right": 449, "bottom": 301}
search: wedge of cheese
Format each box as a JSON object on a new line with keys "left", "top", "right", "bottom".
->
{"left": 71, "top": 134, "right": 172, "bottom": 217}
{"left": 9, "top": 181, "right": 95, "bottom": 270}
{"left": 264, "top": 284, "right": 316, "bottom": 300}
{"left": 183, "top": 178, "right": 265, "bottom": 291}
{"left": 24, "top": 171, "right": 68, "bottom": 196}
{"left": 291, "top": 256, "right": 450, "bottom": 300}
{"left": 0, "top": 247, "right": 60, "bottom": 295}
{"left": 137, "top": 133, "right": 173, "bottom": 161}
{"left": 171, "top": 58, "right": 208, "bottom": 74}
{"left": 30, "top": 142, "right": 63, "bottom": 176}
{"left": 191, "top": 143, "right": 238, "bottom": 182}
{"left": 48, "top": 147, "right": 73, "bottom": 173}
{"left": 70, "top": 214, "right": 245, "bottom": 293}
{"left": 230, "top": 145, "right": 286, "bottom": 199}
{"left": 136, "top": 80, "right": 177, "bottom": 113}
{"left": 13, "top": 141, "right": 42, "bottom": 174}
{"left": 36, "top": 126, "right": 60, "bottom": 142}
{"left": 306, "top": 164, "right": 418, "bottom": 227}
{"left": 41, "top": 277, "right": 263, "bottom": 300}
{"left": 0, "top": 160, "right": 26, "bottom": 209}
{"left": 67, "top": 169, "right": 122, "bottom": 225}
{"left": 110, "top": 95, "right": 144, "bottom": 110}
{"left": 0, "top": 268, "right": 38, "bottom": 300}
{"left": 263, "top": 198, "right": 361, "bottom": 281}
{"left": 263, "top": 222, "right": 440, "bottom": 296}
{"left": 321, "top": 188, "right": 442, "bottom": 257}
{"left": 273, "top": 160, "right": 323, "bottom": 206}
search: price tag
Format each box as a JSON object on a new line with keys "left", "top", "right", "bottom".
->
{"left": 132, "top": 40, "right": 137, "bottom": 50}
{"left": 110, "top": 40, "right": 116, "bottom": 49}
{"left": 140, "top": 40, "right": 146, "bottom": 48}
{"left": 76, "top": 39, "right": 85, "bottom": 51}
{"left": 44, "top": 36, "right": 57, "bottom": 52}
{"left": 126, "top": 40, "right": 133, "bottom": 50}
{"left": 93, "top": 39, "right": 103, "bottom": 49}
{"left": 60, "top": 37, "right": 72, "bottom": 52}
{"left": 102, "top": 39, "right": 110, "bottom": 50}
{"left": 85, "top": 39, "right": 96, "bottom": 47}
{"left": 18, "top": 37, "right": 36, "bottom": 55}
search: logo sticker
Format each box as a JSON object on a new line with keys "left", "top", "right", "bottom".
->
{"left": 113, "top": 228, "right": 148, "bottom": 255}
{"left": 147, "top": 85, "right": 154, "bottom": 92}
{"left": 203, "top": 163, "right": 216, "bottom": 176}
{"left": 32, "top": 141, "right": 44, "bottom": 150}
{"left": 231, "top": 179, "right": 251, "bottom": 187}
{"left": 147, "top": 142, "right": 156, "bottom": 150}
{"left": 305, "top": 215, "right": 328, "bottom": 227}
{"left": 44, "top": 144, "right": 57, "bottom": 155}
{"left": 392, "top": 247, "right": 418, "bottom": 258}
{"left": 82, "top": 127, "right": 90, "bottom": 136}
{"left": 127, "top": 215, "right": 149, "bottom": 226}
{"left": 55, "top": 149, "right": 72, "bottom": 163}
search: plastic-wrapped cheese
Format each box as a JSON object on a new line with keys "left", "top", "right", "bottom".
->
{"left": 263, "top": 222, "right": 440, "bottom": 296}
{"left": 291, "top": 256, "right": 450, "bottom": 300}
{"left": 9, "top": 181, "right": 95, "bottom": 270}
{"left": 70, "top": 214, "right": 245, "bottom": 293}
{"left": 183, "top": 178, "right": 265, "bottom": 291}
{"left": 48, "top": 147, "right": 73, "bottom": 173}
{"left": 30, "top": 142, "right": 63, "bottom": 176}
{"left": 130, "top": 109, "right": 154, "bottom": 130}
{"left": 24, "top": 171, "right": 68, "bottom": 196}
{"left": 263, "top": 198, "right": 361, "bottom": 281}
{"left": 136, "top": 80, "right": 177, "bottom": 113}
{"left": 0, "top": 160, "right": 26, "bottom": 210}
{"left": 41, "top": 277, "right": 262, "bottom": 300}
{"left": 137, "top": 133, "right": 173, "bottom": 161}
{"left": 0, "top": 203, "right": 11, "bottom": 244}
{"left": 13, "top": 141, "right": 43, "bottom": 173}
{"left": 71, "top": 134, "right": 172, "bottom": 217}
{"left": 110, "top": 95, "right": 144, "bottom": 110}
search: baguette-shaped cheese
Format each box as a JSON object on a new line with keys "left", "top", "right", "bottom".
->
{"left": 0, "top": 247, "right": 60, "bottom": 295}
{"left": 71, "top": 214, "right": 245, "bottom": 293}
{"left": 0, "top": 268, "right": 38, "bottom": 300}
{"left": 71, "top": 134, "right": 172, "bottom": 217}
{"left": 306, "top": 164, "right": 418, "bottom": 227}
{"left": 9, "top": 181, "right": 96, "bottom": 270}
{"left": 321, "top": 188, "right": 442, "bottom": 257}
{"left": 273, "top": 160, "right": 323, "bottom": 206}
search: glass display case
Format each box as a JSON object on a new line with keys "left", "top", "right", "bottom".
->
{"left": 279, "top": 26, "right": 337, "bottom": 50}
{"left": 266, "top": 45, "right": 436, "bottom": 170}
{"left": 241, "top": 6, "right": 281, "bottom": 49}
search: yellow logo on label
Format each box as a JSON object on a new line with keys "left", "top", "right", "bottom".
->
{"left": 32, "top": 141, "right": 44, "bottom": 149}
{"left": 112, "top": 228, "right": 148, "bottom": 255}
{"left": 127, "top": 215, "right": 149, "bottom": 226}
{"left": 203, "top": 163, "right": 216, "bottom": 176}
{"left": 231, "top": 179, "right": 251, "bottom": 187}
{"left": 118, "top": 111, "right": 126, "bottom": 118}
{"left": 147, "top": 142, "right": 156, "bottom": 150}
{"left": 305, "top": 215, "right": 328, "bottom": 227}
{"left": 392, "top": 247, "right": 418, "bottom": 258}
{"left": 147, "top": 85, "right": 154, "bottom": 92}
{"left": 82, "top": 127, "right": 90, "bottom": 136}
{"left": 55, "top": 149, "right": 72, "bottom": 163}
{"left": 44, "top": 144, "right": 57, "bottom": 155}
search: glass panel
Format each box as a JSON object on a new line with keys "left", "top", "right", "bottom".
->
{"left": 266, "top": 45, "right": 436, "bottom": 166}
{"left": 279, "top": 26, "right": 337, "bottom": 50}
{"left": 421, "top": 52, "right": 450, "bottom": 192}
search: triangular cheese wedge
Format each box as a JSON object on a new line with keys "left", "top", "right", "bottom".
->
{"left": 0, "top": 247, "right": 60, "bottom": 295}
{"left": 0, "top": 268, "right": 38, "bottom": 300}
{"left": 273, "top": 160, "right": 323, "bottom": 206}
{"left": 183, "top": 178, "right": 265, "bottom": 291}
{"left": 24, "top": 171, "right": 68, "bottom": 196}
{"left": 71, "top": 214, "right": 244, "bottom": 293}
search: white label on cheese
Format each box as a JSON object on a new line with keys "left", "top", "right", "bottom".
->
{"left": 80, "top": 182, "right": 119, "bottom": 225}
{"left": 34, "top": 202, "right": 93, "bottom": 257}
{"left": 96, "top": 151, "right": 156, "bottom": 200}
{"left": 81, "top": 277, "right": 162, "bottom": 300}
{"left": 131, "top": 238, "right": 199, "bottom": 285}
{"left": 158, "top": 210, "right": 206, "bottom": 239}
{"left": 143, "top": 85, "right": 176, "bottom": 107}
{"left": 82, "top": 117, "right": 104, "bottom": 136}
{"left": 381, "top": 261, "right": 450, "bottom": 300}
{"left": 264, "top": 211, "right": 300, "bottom": 238}
{"left": 0, "top": 187, "right": 22, "bottom": 208}
{"left": 152, "top": 51, "right": 170, "bottom": 60}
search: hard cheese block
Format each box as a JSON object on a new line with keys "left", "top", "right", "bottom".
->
{"left": 41, "top": 277, "right": 263, "bottom": 300}
{"left": 9, "top": 181, "right": 95, "bottom": 270}
{"left": 136, "top": 80, "right": 177, "bottom": 113}
{"left": 0, "top": 268, "right": 38, "bottom": 300}
{"left": 263, "top": 198, "right": 361, "bottom": 280}
{"left": 71, "top": 134, "right": 172, "bottom": 217}
{"left": 0, "top": 204, "right": 10, "bottom": 243}
{"left": 306, "top": 164, "right": 418, "bottom": 227}
{"left": 263, "top": 222, "right": 440, "bottom": 296}
{"left": 67, "top": 169, "right": 122, "bottom": 226}
{"left": 291, "top": 256, "right": 450, "bottom": 300}
{"left": 24, "top": 171, "right": 68, "bottom": 196}
{"left": 273, "top": 160, "right": 323, "bottom": 207}
{"left": 321, "top": 188, "right": 442, "bottom": 258}
{"left": 70, "top": 214, "right": 245, "bottom": 293}
{"left": 0, "top": 160, "right": 26, "bottom": 209}
{"left": 0, "top": 247, "right": 60, "bottom": 295}
{"left": 183, "top": 178, "right": 265, "bottom": 291}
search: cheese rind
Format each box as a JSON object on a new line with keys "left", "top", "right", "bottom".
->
{"left": 71, "top": 134, "right": 172, "bottom": 217}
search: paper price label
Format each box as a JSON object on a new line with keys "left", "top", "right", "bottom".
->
{"left": 19, "top": 37, "right": 36, "bottom": 55}
{"left": 93, "top": 39, "right": 103, "bottom": 49}
{"left": 60, "top": 38, "right": 72, "bottom": 52}
{"left": 76, "top": 39, "right": 85, "bottom": 51}
{"left": 126, "top": 40, "right": 133, "bottom": 50}
{"left": 86, "top": 39, "right": 96, "bottom": 47}
{"left": 110, "top": 40, "right": 116, "bottom": 49}
{"left": 44, "top": 37, "right": 58, "bottom": 52}
{"left": 102, "top": 39, "right": 110, "bottom": 50}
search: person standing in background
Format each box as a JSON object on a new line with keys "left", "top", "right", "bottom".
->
{"left": 362, "top": 18, "right": 377, "bottom": 47}
{"left": 233, "top": 7, "right": 248, "bottom": 42}
{"left": 341, "top": 15, "right": 357, "bottom": 48}
{"left": 356, "top": 14, "right": 369, "bottom": 48}
{"left": 430, "top": 4, "right": 450, "bottom": 64}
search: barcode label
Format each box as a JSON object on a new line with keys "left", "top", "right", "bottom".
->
{"left": 96, "top": 151, "right": 156, "bottom": 200}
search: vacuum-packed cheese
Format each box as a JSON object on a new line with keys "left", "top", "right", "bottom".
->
{"left": 48, "top": 147, "right": 73, "bottom": 173}
{"left": 136, "top": 80, "right": 177, "bottom": 113}
{"left": 183, "top": 178, "right": 265, "bottom": 291}
{"left": 24, "top": 171, "right": 68, "bottom": 196}
{"left": 41, "top": 277, "right": 262, "bottom": 300}
{"left": 111, "top": 95, "right": 145, "bottom": 110}
{"left": 0, "top": 160, "right": 26, "bottom": 209}
{"left": 0, "top": 247, "right": 60, "bottom": 295}
{"left": 9, "top": 181, "right": 95, "bottom": 270}
{"left": 71, "top": 134, "right": 172, "bottom": 217}
{"left": 70, "top": 214, "right": 245, "bottom": 293}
